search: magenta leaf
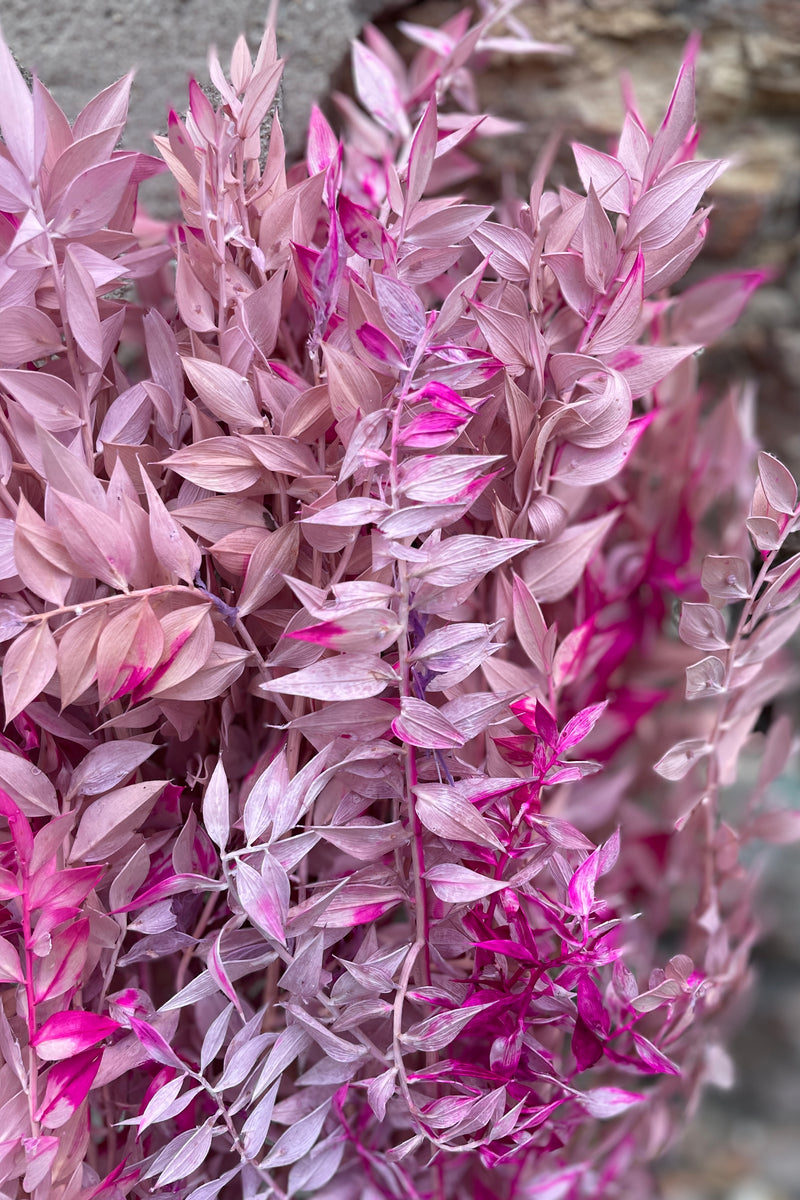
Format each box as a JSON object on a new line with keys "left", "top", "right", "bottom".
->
{"left": 35, "top": 1048, "right": 103, "bottom": 1128}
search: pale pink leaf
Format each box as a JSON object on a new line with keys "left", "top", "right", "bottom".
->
{"left": 203, "top": 759, "right": 230, "bottom": 851}
{"left": 366, "top": 1067, "right": 397, "bottom": 1122}
{"left": 685, "top": 655, "right": 726, "bottom": 700}
{"left": 261, "top": 654, "right": 398, "bottom": 701}
{"left": 701, "top": 555, "right": 752, "bottom": 602}
{"left": 139, "top": 466, "right": 202, "bottom": 584}
{"left": 0, "top": 933, "right": 23, "bottom": 983}
{"left": 522, "top": 512, "right": 617, "bottom": 603}
{"left": 235, "top": 855, "right": 289, "bottom": 945}
{"left": 757, "top": 452, "right": 797, "bottom": 516}
{"left": 69, "top": 780, "right": 166, "bottom": 863}
{"left": 262, "top": 1099, "right": 331, "bottom": 1168}
{"left": 241, "top": 1080, "right": 280, "bottom": 1158}
{"left": 425, "top": 863, "right": 507, "bottom": 903}
{"left": 654, "top": 739, "right": 711, "bottom": 780}
{"left": 2, "top": 621, "right": 57, "bottom": 723}
{"left": 401, "top": 1001, "right": 494, "bottom": 1052}
{"left": 51, "top": 157, "right": 136, "bottom": 236}
{"left": 64, "top": 246, "right": 103, "bottom": 369}
{"left": 150, "top": 1121, "right": 214, "bottom": 1188}
{"left": 679, "top": 602, "right": 729, "bottom": 652}
{"left": 183, "top": 356, "right": 260, "bottom": 429}
{"left": 406, "top": 97, "right": 437, "bottom": 213}
{"left": 67, "top": 740, "right": 157, "bottom": 799}
{"left": 414, "top": 784, "right": 504, "bottom": 852}
{"left": 585, "top": 252, "right": 644, "bottom": 356}
{"left": 352, "top": 41, "right": 409, "bottom": 138}
{"left": 392, "top": 696, "right": 466, "bottom": 749}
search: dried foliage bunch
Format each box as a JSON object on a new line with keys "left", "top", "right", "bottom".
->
{"left": 0, "top": 2, "right": 798, "bottom": 1197}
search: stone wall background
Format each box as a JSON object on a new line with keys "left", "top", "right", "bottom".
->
{"left": 3, "top": 2, "right": 800, "bottom": 1196}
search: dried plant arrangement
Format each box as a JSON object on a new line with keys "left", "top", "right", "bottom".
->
{"left": 0, "top": 3, "right": 796, "bottom": 1198}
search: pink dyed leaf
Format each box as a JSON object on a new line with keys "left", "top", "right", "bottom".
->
{"left": 302, "top": 498, "right": 391, "bottom": 527}
{"left": 314, "top": 820, "right": 406, "bottom": 860}
{"left": 425, "top": 863, "right": 507, "bottom": 903}
{"left": 0, "top": 307, "right": 63, "bottom": 367}
{"left": 352, "top": 41, "right": 409, "bottom": 138}
{"left": 240, "top": 60, "right": 283, "bottom": 139}
{"left": 129, "top": 1017, "right": 185, "bottom": 1070}
{"left": 392, "top": 696, "right": 466, "bottom": 749}
{"left": 310, "top": 882, "right": 404, "bottom": 929}
{"left": 2, "top": 620, "right": 57, "bottom": 723}
{"left": 373, "top": 273, "right": 426, "bottom": 343}
{"left": 33, "top": 919, "right": 89, "bottom": 1002}
{"left": 67, "top": 740, "right": 156, "bottom": 799}
{"left": 401, "top": 1001, "right": 494, "bottom": 1052}
{"left": 701, "top": 555, "right": 752, "bottom": 602}
{"left": 367, "top": 1067, "right": 397, "bottom": 1122}
{"left": 626, "top": 160, "right": 725, "bottom": 251}
{"left": 0, "top": 933, "right": 23, "bottom": 983}
{"left": 162, "top": 438, "right": 262, "bottom": 491}
{"left": 35, "top": 1048, "right": 103, "bottom": 1129}
{"left": 70, "top": 777, "right": 167, "bottom": 864}
{"left": 355, "top": 322, "right": 406, "bottom": 371}
{"left": 148, "top": 1121, "right": 214, "bottom": 1188}
{"left": 567, "top": 850, "right": 602, "bottom": 917}
{"left": 95, "top": 598, "right": 164, "bottom": 706}
{"left": 744, "top": 809, "right": 800, "bottom": 845}
{"left": 606, "top": 344, "right": 698, "bottom": 398}
{"left": 398, "top": 453, "right": 500, "bottom": 504}
{"left": 52, "top": 491, "right": 134, "bottom": 591}
{"left": 114, "top": 872, "right": 226, "bottom": 913}
{"left": 32, "top": 1011, "right": 120, "bottom": 1061}
{"left": 522, "top": 512, "right": 617, "bottom": 603}
{"left": 572, "top": 143, "right": 632, "bottom": 213}
{"left": 654, "top": 739, "right": 711, "bottom": 780}
{"left": 237, "top": 523, "right": 299, "bottom": 617}
{"left": 288, "top": 609, "right": 402, "bottom": 655}
{"left": 632, "top": 1032, "right": 681, "bottom": 1074}
{"left": 685, "top": 655, "right": 726, "bottom": 700}
{"left": 644, "top": 42, "right": 697, "bottom": 184}
{"left": 406, "top": 98, "right": 437, "bottom": 213}
{"left": 757, "top": 452, "right": 797, "bottom": 516}
{"left": 585, "top": 252, "right": 644, "bottom": 356}
{"left": 139, "top": 467, "right": 202, "bottom": 584}
{"left": 263, "top": 1099, "right": 331, "bottom": 1168}
{"left": 261, "top": 653, "right": 398, "bottom": 700}
{"left": 582, "top": 185, "right": 617, "bottom": 292}
{"left": 64, "top": 246, "right": 103, "bottom": 369}
{"left": 671, "top": 269, "right": 766, "bottom": 345}
{"left": 235, "top": 854, "right": 289, "bottom": 945}
{"left": 241, "top": 1080, "right": 280, "bottom": 1158}
{"left": 203, "top": 760, "right": 230, "bottom": 851}
{"left": 747, "top": 515, "right": 782, "bottom": 552}
{"left": 558, "top": 702, "right": 607, "bottom": 752}
{"left": 137, "top": 1077, "right": 201, "bottom": 1136}
{"left": 51, "top": 156, "right": 135, "bottom": 236}
{"left": 414, "top": 784, "right": 504, "bottom": 852}
{"left": 679, "top": 603, "right": 729, "bottom": 652}
{"left": 183, "top": 356, "right": 260, "bottom": 429}
{"left": 307, "top": 104, "right": 338, "bottom": 176}
{"left": 411, "top": 535, "right": 533, "bottom": 588}
{"left": 577, "top": 1087, "right": 645, "bottom": 1118}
